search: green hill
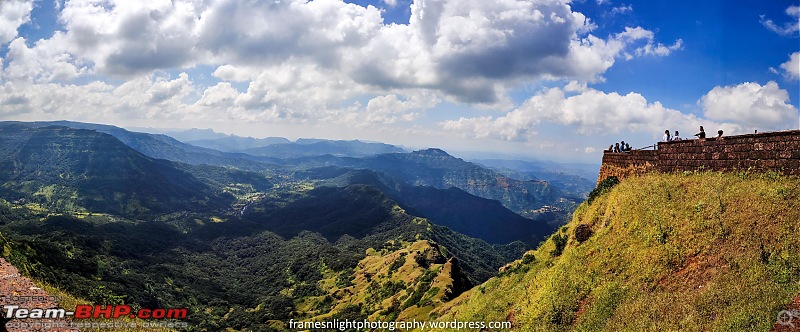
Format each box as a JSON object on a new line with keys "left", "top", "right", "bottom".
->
{"left": 431, "top": 172, "right": 800, "bottom": 331}
{"left": 0, "top": 125, "right": 232, "bottom": 217}
{"left": 0, "top": 120, "right": 275, "bottom": 170}
{"left": 0, "top": 181, "right": 523, "bottom": 330}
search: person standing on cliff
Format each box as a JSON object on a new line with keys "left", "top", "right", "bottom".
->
{"left": 662, "top": 130, "right": 671, "bottom": 142}
{"left": 694, "top": 126, "right": 706, "bottom": 139}
{"left": 673, "top": 131, "right": 682, "bottom": 141}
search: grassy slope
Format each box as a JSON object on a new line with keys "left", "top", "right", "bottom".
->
{"left": 432, "top": 172, "right": 800, "bottom": 331}
{"left": 298, "top": 240, "right": 469, "bottom": 324}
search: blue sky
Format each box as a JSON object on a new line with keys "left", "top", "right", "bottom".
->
{"left": 0, "top": 0, "right": 797, "bottom": 163}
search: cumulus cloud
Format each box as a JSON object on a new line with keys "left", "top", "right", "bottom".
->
{"left": 197, "top": 82, "right": 238, "bottom": 107}
{"left": 0, "top": 0, "right": 32, "bottom": 45}
{"left": 3, "top": 36, "right": 90, "bottom": 83}
{"left": 59, "top": 0, "right": 209, "bottom": 75}
{"left": 442, "top": 85, "right": 734, "bottom": 142}
{"left": 700, "top": 81, "right": 798, "bottom": 132}
{"left": 147, "top": 72, "right": 193, "bottom": 105}
{"left": 760, "top": 5, "right": 800, "bottom": 36}
{"left": 0, "top": 73, "right": 201, "bottom": 122}
{"left": 363, "top": 92, "right": 439, "bottom": 124}
{"left": 444, "top": 81, "right": 798, "bottom": 144}
{"left": 0, "top": 0, "right": 687, "bottom": 139}
{"left": 212, "top": 65, "right": 256, "bottom": 83}
{"left": 6, "top": 0, "right": 681, "bottom": 106}
{"left": 779, "top": 52, "right": 800, "bottom": 80}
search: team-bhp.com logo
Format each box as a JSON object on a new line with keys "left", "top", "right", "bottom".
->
{"left": 3, "top": 304, "right": 187, "bottom": 320}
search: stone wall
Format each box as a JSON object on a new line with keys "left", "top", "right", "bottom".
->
{"left": 598, "top": 129, "right": 800, "bottom": 183}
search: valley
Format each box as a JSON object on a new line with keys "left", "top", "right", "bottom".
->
{"left": 0, "top": 121, "right": 591, "bottom": 331}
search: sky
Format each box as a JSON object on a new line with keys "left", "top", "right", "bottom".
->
{"left": 0, "top": 0, "right": 798, "bottom": 163}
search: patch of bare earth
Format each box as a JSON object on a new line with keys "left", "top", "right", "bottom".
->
{"left": 0, "top": 258, "right": 79, "bottom": 332}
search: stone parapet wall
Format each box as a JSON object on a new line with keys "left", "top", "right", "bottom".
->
{"left": 598, "top": 130, "right": 800, "bottom": 183}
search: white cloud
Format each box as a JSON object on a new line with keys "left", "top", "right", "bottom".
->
{"left": 55, "top": 0, "right": 212, "bottom": 75}
{"left": 0, "top": 0, "right": 33, "bottom": 45}
{"left": 616, "top": 27, "right": 683, "bottom": 59}
{"left": 611, "top": 5, "right": 632, "bottom": 15}
{"left": 0, "top": 74, "right": 200, "bottom": 123}
{"left": 27, "top": 0, "right": 679, "bottom": 106}
{"left": 212, "top": 65, "right": 255, "bottom": 82}
{"left": 779, "top": 52, "right": 800, "bottom": 80}
{"left": 760, "top": 5, "right": 800, "bottom": 36}
{"left": 700, "top": 81, "right": 798, "bottom": 132}
{"left": 197, "top": 82, "right": 238, "bottom": 107}
{"left": 0, "top": 0, "right": 685, "bottom": 142}
{"left": 147, "top": 72, "right": 193, "bottom": 105}
{"left": 442, "top": 85, "right": 736, "bottom": 142}
{"left": 383, "top": 0, "right": 398, "bottom": 8}
{"left": 363, "top": 92, "right": 439, "bottom": 124}
{"left": 3, "top": 36, "right": 90, "bottom": 83}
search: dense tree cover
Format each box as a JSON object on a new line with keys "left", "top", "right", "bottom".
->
{"left": 0, "top": 126, "right": 234, "bottom": 218}
{"left": 0, "top": 183, "right": 522, "bottom": 331}
{"left": 0, "top": 121, "right": 572, "bottom": 331}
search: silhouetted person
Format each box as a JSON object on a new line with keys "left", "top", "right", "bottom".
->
{"left": 624, "top": 143, "right": 631, "bottom": 152}
{"left": 614, "top": 143, "right": 620, "bottom": 153}
{"left": 694, "top": 126, "right": 706, "bottom": 139}
{"left": 673, "top": 131, "right": 681, "bottom": 141}
{"left": 662, "top": 129, "right": 671, "bottom": 142}
{"left": 717, "top": 130, "right": 723, "bottom": 138}
{"left": 607, "top": 145, "right": 613, "bottom": 152}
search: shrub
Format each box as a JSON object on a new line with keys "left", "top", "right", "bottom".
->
{"left": 550, "top": 233, "right": 568, "bottom": 257}
{"left": 588, "top": 176, "right": 620, "bottom": 204}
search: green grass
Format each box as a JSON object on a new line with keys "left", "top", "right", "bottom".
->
{"left": 432, "top": 171, "right": 800, "bottom": 331}
{"left": 33, "top": 282, "right": 179, "bottom": 332}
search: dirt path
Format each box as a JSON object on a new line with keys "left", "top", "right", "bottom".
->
{"left": 772, "top": 293, "right": 800, "bottom": 332}
{"left": 0, "top": 258, "right": 79, "bottom": 332}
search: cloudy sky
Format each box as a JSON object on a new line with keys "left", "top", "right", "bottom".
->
{"left": 0, "top": 0, "right": 798, "bottom": 162}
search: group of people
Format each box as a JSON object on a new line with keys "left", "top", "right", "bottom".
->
{"left": 662, "top": 126, "right": 723, "bottom": 142}
{"left": 609, "top": 140, "right": 632, "bottom": 153}
{"left": 662, "top": 130, "right": 683, "bottom": 141}
{"left": 606, "top": 126, "right": 728, "bottom": 154}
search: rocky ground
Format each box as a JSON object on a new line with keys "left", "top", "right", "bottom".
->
{"left": 0, "top": 258, "right": 79, "bottom": 332}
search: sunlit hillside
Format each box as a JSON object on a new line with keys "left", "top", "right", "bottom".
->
{"left": 432, "top": 172, "right": 800, "bottom": 331}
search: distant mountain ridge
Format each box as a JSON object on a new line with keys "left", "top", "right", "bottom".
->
{"left": 238, "top": 139, "right": 406, "bottom": 158}
{"left": 134, "top": 126, "right": 406, "bottom": 158}
{"left": 0, "top": 120, "right": 599, "bottom": 331}
{"left": 473, "top": 159, "right": 599, "bottom": 198}
{"left": 0, "top": 125, "right": 232, "bottom": 217}
{"left": 0, "top": 121, "right": 274, "bottom": 170}
{"left": 0, "top": 121, "right": 584, "bottom": 227}
{"left": 186, "top": 136, "right": 291, "bottom": 152}
{"left": 297, "top": 168, "right": 555, "bottom": 245}
{"left": 356, "top": 149, "right": 581, "bottom": 221}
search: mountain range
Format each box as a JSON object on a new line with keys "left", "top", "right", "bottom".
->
{"left": 0, "top": 120, "right": 597, "bottom": 331}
